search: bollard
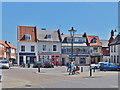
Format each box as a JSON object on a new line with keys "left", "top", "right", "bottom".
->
{"left": 28, "top": 63, "right": 30, "bottom": 68}
{"left": 90, "top": 68, "right": 92, "bottom": 76}
{"left": 38, "top": 66, "right": 40, "bottom": 73}
{"left": 81, "top": 67, "right": 83, "bottom": 72}
{"left": 93, "top": 67, "right": 95, "bottom": 72}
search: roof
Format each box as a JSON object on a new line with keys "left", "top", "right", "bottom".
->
{"left": 61, "top": 34, "right": 83, "bottom": 42}
{"left": 5, "top": 42, "right": 16, "bottom": 49}
{"left": 87, "top": 35, "right": 102, "bottom": 46}
{"left": 100, "top": 40, "right": 109, "bottom": 47}
{"left": 37, "top": 29, "right": 61, "bottom": 42}
{"left": 18, "top": 26, "right": 37, "bottom": 42}
{"left": 110, "top": 33, "right": 120, "bottom": 45}
{"left": 0, "top": 41, "right": 8, "bottom": 47}
{"left": 62, "top": 43, "right": 87, "bottom": 47}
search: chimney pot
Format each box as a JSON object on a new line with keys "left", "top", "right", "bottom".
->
{"left": 41, "top": 28, "right": 46, "bottom": 30}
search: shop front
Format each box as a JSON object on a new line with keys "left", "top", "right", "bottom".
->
{"left": 19, "top": 52, "right": 36, "bottom": 65}
{"left": 90, "top": 56, "right": 102, "bottom": 64}
{"left": 62, "top": 54, "right": 90, "bottom": 65}
{"left": 39, "top": 53, "right": 61, "bottom": 66}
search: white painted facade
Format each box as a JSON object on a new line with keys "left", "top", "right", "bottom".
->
{"left": 10, "top": 48, "right": 16, "bottom": 59}
{"left": 17, "top": 41, "right": 38, "bottom": 66}
{"left": 38, "top": 41, "right": 61, "bottom": 54}
{"left": 110, "top": 44, "right": 120, "bottom": 64}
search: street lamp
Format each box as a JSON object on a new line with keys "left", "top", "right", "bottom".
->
{"left": 68, "top": 27, "right": 77, "bottom": 62}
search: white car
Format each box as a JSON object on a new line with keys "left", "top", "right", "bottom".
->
{"left": 0, "top": 60, "right": 10, "bottom": 69}
{"left": 90, "top": 62, "right": 109, "bottom": 69}
{"left": 90, "top": 64, "right": 99, "bottom": 69}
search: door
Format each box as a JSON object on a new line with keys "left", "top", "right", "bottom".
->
{"left": 20, "top": 56, "right": 23, "bottom": 65}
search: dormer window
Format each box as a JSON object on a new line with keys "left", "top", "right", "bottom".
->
{"left": 25, "top": 34, "right": 31, "bottom": 41}
{"left": 91, "top": 38, "right": 97, "bottom": 43}
{"left": 46, "top": 34, "right": 51, "bottom": 39}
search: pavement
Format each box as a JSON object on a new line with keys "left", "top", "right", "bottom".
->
{"left": 1, "top": 66, "right": 119, "bottom": 88}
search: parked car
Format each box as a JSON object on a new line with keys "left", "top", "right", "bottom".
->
{"left": 44, "top": 61, "right": 54, "bottom": 68}
{"left": 0, "top": 60, "right": 10, "bottom": 69}
{"left": 99, "top": 63, "right": 120, "bottom": 71}
{"left": 33, "top": 61, "right": 44, "bottom": 68}
{"left": 90, "top": 64, "right": 99, "bottom": 69}
{"left": 90, "top": 62, "right": 109, "bottom": 69}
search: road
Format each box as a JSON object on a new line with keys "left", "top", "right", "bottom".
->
{"left": 1, "top": 66, "right": 119, "bottom": 88}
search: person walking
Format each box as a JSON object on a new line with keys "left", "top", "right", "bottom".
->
{"left": 69, "top": 62, "right": 74, "bottom": 75}
{"left": 67, "top": 61, "right": 71, "bottom": 72}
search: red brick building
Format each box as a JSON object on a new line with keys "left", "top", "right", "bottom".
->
{"left": 0, "top": 40, "right": 16, "bottom": 61}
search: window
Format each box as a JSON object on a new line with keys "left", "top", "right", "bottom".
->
{"left": 111, "top": 56, "right": 113, "bottom": 62}
{"left": 106, "top": 48, "right": 109, "bottom": 50}
{"left": 67, "top": 48, "right": 71, "bottom": 53}
{"left": 111, "top": 46, "right": 113, "bottom": 52}
{"left": 114, "top": 55, "right": 116, "bottom": 63}
{"left": 31, "top": 46, "right": 35, "bottom": 52}
{"left": 42, "top": 45, "right": 46, "bottom": 51}
{"left": 114, "top": 45, "right": 116, "bottom": 52}
{"left": 91, "top": 38, "right": 97, "bottom": 43}
{"left": 46, "top": 35, "right": 51, "bottom": 39}
{"left": 117, "top": 55, "right": 119, "bottom": 63}
{"left": 21, "top": 46, "right": 25, "bottom": 51}
{"left": 53, "top": 45, "right": 57, "bottom": 51}
{"left": 25, "top": 34, "right": 31, "bottom": 41}
{"left": 93, "top": 47, "right": 98, "bottom": 52}
{"left": 67, "top": 38, "right": 72, "bottom": 42}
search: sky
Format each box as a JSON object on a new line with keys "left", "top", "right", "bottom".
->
{"left": 2, "top": 2, "right": 118, "bottom": 47}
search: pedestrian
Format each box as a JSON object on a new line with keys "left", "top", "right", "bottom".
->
{"left": 9, "top": 60, "right": 12, "bottom": 67}
{"left": 22, "top": 62, "right": 25, "bottom": 68}
{"left": 69, "top": 62, "right": 74, "bottom": 75}
{"left": 67, "top": 61, "right": 70, "bottom": 72}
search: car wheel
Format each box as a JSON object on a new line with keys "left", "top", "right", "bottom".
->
{"left": 100, "top": 69, "right": 103, "bottom": 71}
{"left": 94, "top": 66, "right": 97, "bottom": 69}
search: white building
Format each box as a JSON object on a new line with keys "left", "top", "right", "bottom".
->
{"left": 37, "top": 28, "right": 62, "bottom": 66}
{"left": 17, "top": 26, "right": 38, "bottom": 66}
{"left": 110, "top": 33, "right": 120, "bottom": 65}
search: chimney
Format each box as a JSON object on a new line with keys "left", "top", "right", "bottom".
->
{"left": 61, "top": 33, "right": 64, "bottom": 35}
{"left": 111, "top": 30, "right": 114, "bottom": 37}
{"left": 83, "top": 32, "right": 87, "bottom": 37}
{"left": 5, "top": 41, "right": 7, "bottom": 43}
{"left": 41, "top": 28, "right": 46, "bottom": 30}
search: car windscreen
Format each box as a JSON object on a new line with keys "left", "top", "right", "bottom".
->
{"left": 0, "top": 61, "right": 8, "bottom": 63}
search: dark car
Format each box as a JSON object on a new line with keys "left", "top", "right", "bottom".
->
{"left": 44, "top": 61, "right": 54, "bottom": 68}
{"left": 99, "top": 63, "right": 120, "bottom": 71}
{"left": 33, "top": 61, "right": 44, "bottom": 68}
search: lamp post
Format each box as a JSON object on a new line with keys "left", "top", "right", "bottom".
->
{"left": 68, "top": 27, "right": 76, "bottom": 62}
